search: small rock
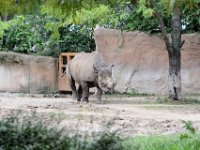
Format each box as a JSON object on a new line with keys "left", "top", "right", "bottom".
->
{"left": 79, "top": 105, "right": 83, "bottom": 108}
{"left": 27, "top": 105, "right": 38, "bottom": 109}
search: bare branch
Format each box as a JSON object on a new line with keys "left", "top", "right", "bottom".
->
{"left": 150, "top": 0, "right": 171, "bottom": 51}
{"left": 180, "top": 40, "right": 185, "bottom": 48}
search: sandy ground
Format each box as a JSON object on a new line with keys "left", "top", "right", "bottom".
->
{"left": 0, "top": 92, "right": 200, "bottom": 137}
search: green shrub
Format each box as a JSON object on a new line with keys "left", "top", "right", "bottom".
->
{"left": 89, "top": 132, "right": 123, "bottom": 150}
{"left": 0, "top": 113, "right": 123, "bottom": 150}
{"left": 0, "top": 114, "right": 71, "bottom": 150}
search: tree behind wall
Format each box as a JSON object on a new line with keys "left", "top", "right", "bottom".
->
{"left": 138, "top": 0, "right": 199, "bottom": 100}
{"left": 131, "top": 0, "right": 195, "bottom": 100}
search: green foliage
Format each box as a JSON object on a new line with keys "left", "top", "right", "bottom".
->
{"left": 124, "top": 134, "right": 200, "bottom": 150}
{"left": 59, "top": 25, "right": 95, "bottom": 52}
{"left": 64, "top": 3, "right": 130, "bottom": 29}
{"left": 119, "top": 1, "right": 172, "bottom": 33}
{"left": 0, "top": 0, "right": 42, "bottom": 17}
{"left": 0, "top": 20, "right": 10, "bottom": 38}
{"left": 0, "top": 15, "right": 95, "bottom": 57}
{"left": 90, "top": 132, "right": 123, "bottom": 150}
{"left": 179, "top": 120, "right": 197, "bottom": 144}
{"left": 1, "top": 112, "right": 200, "bottom": 150}
{"left": 0, "top": 20, "right": 10, "bottom": 49}
{"left": 182, "top": 120, "right": 196, "bottom": 134}
{"left": 0, "top": 0, "right": 199, "bottom": 57}
{"left": 182, "top": 2, "right": 200, "bottom": 33}
{"left": 0, "top": 114, "right": 71, "bottom": 150}
{"left": 0, "top": 113, "right": 123, "bottom": 150}
{"left": 4, "top": 16, "right": 35, "bottom": 53}
{"left": 121, "top": 5, "right": 160, "bottom": 33}
{"left": 65, "top": 5, "right": 113, "bottom": 28}
{"left": 179, "top": 133, "right": 190, "bottom": 140}
{"left": 133, "top": 0, "right": 200, "bottom": 33}
{"left": 43, "top": 0, "right": 200, "bottom": 33}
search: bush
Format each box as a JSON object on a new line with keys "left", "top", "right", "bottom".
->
{"left": 89, "top": 132, "right": 123, "bottom": 150}
{"left": 0, "top": 113, "right": 123, "bottom": 150}
{"left": 1, "top": 112, "right": 200, "bottom": 150}
{"left": 0, "top": 114, "right": 71, "bottom": 150}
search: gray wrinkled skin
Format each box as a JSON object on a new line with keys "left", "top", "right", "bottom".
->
{"left": 67, "top": 52, "right": 114, "bottom": 103}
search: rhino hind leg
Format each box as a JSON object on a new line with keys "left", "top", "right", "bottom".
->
{"left": 71, "top": 90, "right": 78, "bottom": 101}
{"left": 80, "top": 82, "right": 89, "bottom": 103}
{"left": 68, "top": 74, "right": 78, "bottom": 101}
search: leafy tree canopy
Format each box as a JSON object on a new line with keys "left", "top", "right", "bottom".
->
{"left": 0, "top": 0, "right": 199, "bottom": 57}
{"left": 133, "top": 0, "right": 200, "bottom": 33}
{"left": 0, "top": 0, "right": 199, "bottom": 33}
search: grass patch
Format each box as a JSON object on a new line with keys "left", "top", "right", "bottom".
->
{"left": 156, "top": 96, "right": 200, "bottom": 105}
{"left": 45, "top": 111, "right": 67, "bottom": 119}
{"left": 124, "top": 134, "right": 200, "bottom": 150}
{"left": 103, "top": 92, "right": 153, "bottom": 98}
{"left": 181, "top": 97, "right": 200, "bottom": 104}
{"left": 142, "top": 105, "right": 181, "bottom": 109}
{"left": 124, "top": 120, "right": 200, "bottom": 150}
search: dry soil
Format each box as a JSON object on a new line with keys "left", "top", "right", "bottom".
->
{"left": 0, "top": 92, "right": 200, "bottom": 137}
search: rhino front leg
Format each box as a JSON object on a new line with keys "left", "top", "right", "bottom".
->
{"left": 96, "top": 87, "right": 103, "bottom": 104}
{"left": 81, "top": 82, "right": 89, "bottom": 103}
{"left": 77, "top": 85, "right": 82, "bottom": 101}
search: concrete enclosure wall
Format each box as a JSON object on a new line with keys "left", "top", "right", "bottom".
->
{"left": 0, "top": 52, "right": 58, "bottom": 94}
{"left": 94, "top": 27, "right": 200, "bottom": 95}
{"left": 0, "top": 28, "right": 200, "bottom": 95}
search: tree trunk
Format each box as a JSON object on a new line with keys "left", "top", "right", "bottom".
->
{"left": 168, "top": 50, "right": 181, "bottom": 100}
{"left": 150, "top": 0, "right": 183, "bottom": 100}
{"left": 168, "top": 6, "right": 182, "bottom": 100}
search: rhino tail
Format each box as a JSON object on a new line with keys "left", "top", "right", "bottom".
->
{"left": 67, "top": 66, "right": 77, "bottom": 100}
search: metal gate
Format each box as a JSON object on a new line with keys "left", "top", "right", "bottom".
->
{"left": 58, "top": 52, "right": 76, "bottom": 91}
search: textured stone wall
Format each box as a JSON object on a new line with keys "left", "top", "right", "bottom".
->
{"left": 1, "top": 28, "right": 199, "bottom": 95}
{"left": 0, "top": 52, "right": 58, "bottom": 94}
{"left": 94, "top": 27, "right": 200, "bottom": 95}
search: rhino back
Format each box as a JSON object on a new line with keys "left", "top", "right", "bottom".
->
{"left": 68, "top": 52, "right": 95, "bottom": 83}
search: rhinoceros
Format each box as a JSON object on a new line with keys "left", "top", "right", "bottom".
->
{"left": 67, "top": 52, "right": 114, "bottom": 103}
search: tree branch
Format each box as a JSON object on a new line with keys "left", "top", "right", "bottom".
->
{"left": 150, "top": 0, "right": 171, "bottom": 51}
{"left": 180, "top": 40, "right": 185, "bottom": 48}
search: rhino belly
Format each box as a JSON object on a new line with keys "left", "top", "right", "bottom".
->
{"left": 72, "top": 70, "right": 95, "bottom": 84}
{"left": 69, "top": 55, "right": 95, "bottom": 84}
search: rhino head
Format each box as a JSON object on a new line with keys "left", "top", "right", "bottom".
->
{"left": 94, "top": 64, "right": 115, "bottom": 93}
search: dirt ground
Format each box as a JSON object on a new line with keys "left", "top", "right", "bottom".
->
{"left": 0, "top": 92, "right": 200, "bottom": 137}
